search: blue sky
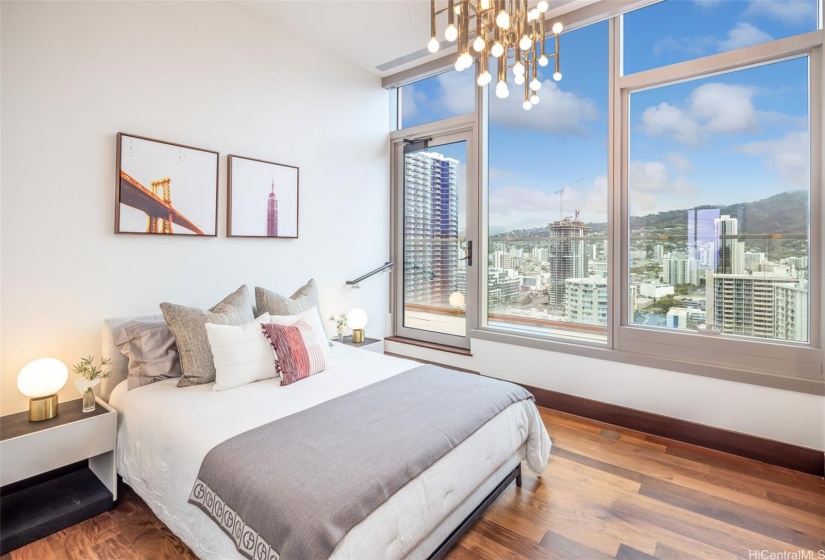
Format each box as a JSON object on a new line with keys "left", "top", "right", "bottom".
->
{"left": 400, "top": 0, "right": 817, "bottom": 230}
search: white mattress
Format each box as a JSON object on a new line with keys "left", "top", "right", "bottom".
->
{"left": 110, "top": 343, "right": 551, "bottom": 559}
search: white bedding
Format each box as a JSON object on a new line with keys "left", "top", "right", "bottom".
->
{"left": 110, "top": 343, "right": 551, "bottom": 560}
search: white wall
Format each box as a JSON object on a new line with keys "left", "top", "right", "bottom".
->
{"left": 0, "top": 2, "right": 390, "bottom": 414}
{"left": 385, "top": 339, "right": 825, "bottom": 451}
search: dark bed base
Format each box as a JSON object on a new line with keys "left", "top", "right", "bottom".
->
{"left": 426, "top": 463, "right": 522, "bottom": 560}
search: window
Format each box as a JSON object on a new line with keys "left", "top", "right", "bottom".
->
{"left": 485, "top": 21, "right": 609, "bottom": 343}
{"left": 398, "top": 70, "right": 476, "bottom": 129}
{"left": 623, "top": 0, "right": 819, "bottom": 75}
{"left": 627, "top": 58, "right": 811, "bottom": 345}
{"left": 387, "top": 0, "right": 823, "bottom": 390}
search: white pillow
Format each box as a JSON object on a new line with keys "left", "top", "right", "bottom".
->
{"left": 206, "top": 313, "right": 277, "bottom": 392}
{"left": 269, "top": 307, "right": 332, "bottom": 364}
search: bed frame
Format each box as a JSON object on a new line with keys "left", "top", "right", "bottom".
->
{"left": 427, "top": 463, "right": 522, "bottom": 560}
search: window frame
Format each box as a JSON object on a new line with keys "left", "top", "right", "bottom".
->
{"left": 384, "top": 1, "right": 825, "bottom": 395}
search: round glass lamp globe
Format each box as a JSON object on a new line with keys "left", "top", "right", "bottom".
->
{"left": 449, "top": 291, "right": 466, "bottom": 309}
{"left": 347, "top": 308, "right": 368, "bottom": 330}
{"left": 17, "top": 358, "right": 68, "bottom": 398}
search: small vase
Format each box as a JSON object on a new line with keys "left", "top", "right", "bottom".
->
{"left": 75, "top": 378, "right": 100, "bottom": 413}
{"left": 337, "top": 332, "right": 346, "bottom": 343}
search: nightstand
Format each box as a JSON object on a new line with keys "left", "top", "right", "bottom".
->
{"left": 338, "top": 335, "right": 384, "bottom": 353}
{"left": 0, "top": 398, "right": 117, "bottom": 554}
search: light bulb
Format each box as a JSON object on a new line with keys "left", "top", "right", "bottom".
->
{"left": 552, "top": 21, "right": 564, "bottom": 34}
{"left": 347, "top": 308, "right": 368, "bottom": 330}
{"left": 514, "top": 73, "right": 525, "bottom": 85}
{"left": 513, "top": 62, "right": 525, "bottom": 75}
{"left": 553, "top": 70, "right": 562, "bottom": 81}
{"left": 445, "top": 24, "right": 458, "bottom": 42}
{"left": 530, "top": 78, "right": 542, "bottom": 91}
{"left": 496, "top": 10, "right": 510, "bottom": 29}
{"left": 427, "top": 37, "right": 440, "bottom": 53}
{"left": 454, "top": 3, "right": 461, "bottom": 14}
{"left": 455, "top": 59, "right": 464, "bottom": 72}
{"left": 449, "top": 291, "right": 466, "bottom": 308}
{"left": 523, "top": 100, "right": 533, "bottom": 110}
{"left": 495, "top": 83, "right": 509, "bottom": 98}
{"left": 530, "top": 93, "right": 540, "bottom": 104}
{"left": 477, "top": 71, "right": 492, "bottom": 86}
{"left": 528, "top": 9, "right": 539, "bottom": 21}
{"left": 491, "top": 42, "right": 505, "bottom": 57}
{"left": 538, "top": 55, "right": 549, "bottom": 67}
{"left": 537, "top": 0, "right": 549, "bottom": 12}
{"left": 459, "top": 52, "right": 473, "bottom": 68}
{"left": 473, "top": 36, "right": 486, "bottom": 52}
{"left": 519, "top": 35, "right": 532, "bottom": 51}
{"left": 480, "top": 0, "right": 491, "bottom": 9}
{"left": 17, "top": 358, "right": 68, "bottom": 398}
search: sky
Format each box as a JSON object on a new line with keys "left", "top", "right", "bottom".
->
{"left": 229, "top": 157, "right": 298, "bottom": 237}
{"left": 399, "top": 0, "right": 817, "bottom": 230}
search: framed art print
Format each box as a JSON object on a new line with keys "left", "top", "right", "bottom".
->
{"left": 227, "top": 155, "right": 299, "bottom": 238}
{"left": 115, "top": 133, "right": 219, "bottom": 236}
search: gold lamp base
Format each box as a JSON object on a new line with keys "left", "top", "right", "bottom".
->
{"left": 29, "top": 395, "right": 58, "bottom": 422}
{"left": 351, "top": 329, "right": 365, "bottom": 343}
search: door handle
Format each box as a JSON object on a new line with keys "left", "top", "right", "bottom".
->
{"left": 459, "top": 241, "right": 473, "bottom": 266}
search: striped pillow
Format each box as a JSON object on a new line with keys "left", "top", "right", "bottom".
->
{"left": 261, "top": 320, "right": 328, "bottom": 386}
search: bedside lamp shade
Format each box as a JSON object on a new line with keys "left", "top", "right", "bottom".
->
{"left": 347, "top": 308, "right": 368, "bottom": 343}
{"left": 17, "top": 358, "right": 68, "bottom": 422}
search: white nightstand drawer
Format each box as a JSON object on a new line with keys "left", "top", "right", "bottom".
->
{"left": 0, "top": 403, "right": 116, "bottom": 487}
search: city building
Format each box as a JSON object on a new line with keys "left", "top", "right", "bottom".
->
{"left": 266, "top": 180, "right": 278, "bottom": 237}
{"left": 488, "top": 267, "right": 521, "bottom": 305}
{"left": 403, "top": 151, "right": 459, "bottom": 307}
{"left": 687, "top": 208, "right": 720, "bottom": 264}
{"left": 565, "top": 276, "right": 608, "bottom": 326}
{"left": 662, "top": 256, "right": 700, "bottom": 286}
{"left": 640, "top": 281, "right": 675, "bottom": 299}
{"left": 706, "top": 270, "right": 808, "bottom": 342}
{"left": 713, "top": 215, "right": 744, "bottom": 274}
{"left": 547, "top": 217, "right": 589, "bottom": 312}
{"left": 744, "top": 251, "right": 766, "bottom": 271}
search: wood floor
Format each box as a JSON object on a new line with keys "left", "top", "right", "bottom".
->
{"left": 3, "top": 407, "right": 823, "bottom": 560}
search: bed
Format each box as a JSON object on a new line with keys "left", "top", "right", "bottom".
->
{"left": 102, "top": 316, "right": 551, "bottom": 560}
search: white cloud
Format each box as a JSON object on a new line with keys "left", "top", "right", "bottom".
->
{"left": 718, "top": 22, "right": 773, "bottom": 51}
{"left": 641, "top": 103, "right": 703, "bottom": 146}
{"left": 743, "top": 0, "right": 817, "bottom": 27}
{"left": 736, "top": 131, "right": 809, "bottom": 186}
{"left": 666, "top": 152, "right": 693, "bottom": 174}
{"left": 489, "top": 185, "right": 558, "bottom": 215}
{"left": 693, "top": 0, "right": 723, "bottom": 8}
{"left": 401, "top": 83, "right": 419, "bottom": 122}
{"left": 629, "top": 160, "right": 697, "bottom": 213}
{"left": 435, "top": 71, "right": 475, "bottom": 116}
{"left": 653, "top": 22, "right": 772, "bottom": 58}
{"left": 640, "top": 83, "right": 759, "bottom": 145}
{"left": 489, "top": 80, "right": 599, "bottom": 135}
{"left": 689, "top": 83, "right": 759, "bottom": 134}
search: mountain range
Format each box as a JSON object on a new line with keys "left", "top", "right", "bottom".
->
{"left": 491, "top": 190, "right": 808, "bottom": 238}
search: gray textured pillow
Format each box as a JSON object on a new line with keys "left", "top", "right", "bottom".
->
{"left": 255, "top": 279, "right": 329, "bottom": 345}
{"left": 113, "top": 319, "right": 182, "bottom": 390}
{"left": 160, "top": 285, "right": 255, "bottom": 387}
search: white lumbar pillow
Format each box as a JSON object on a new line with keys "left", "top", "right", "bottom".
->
{"left": 206, "top": 313, "right": 277, "bottom": 392}
{"left": 269, "top": 307, "right": 332, "bottom": 363}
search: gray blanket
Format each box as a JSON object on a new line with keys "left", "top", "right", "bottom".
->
{"left": 189, "top": 365, "right": 534, "bottom": 560}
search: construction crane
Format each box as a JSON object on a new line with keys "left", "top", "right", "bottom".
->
{"left": 555, "top": 178, "right": 583, "bottom": 221}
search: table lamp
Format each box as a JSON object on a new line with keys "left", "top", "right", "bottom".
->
{"left": 347, "top": 308, "right": 368, "bottom": 343}
{"left": 17, "top": 358, "right": 68, "bottom": 421}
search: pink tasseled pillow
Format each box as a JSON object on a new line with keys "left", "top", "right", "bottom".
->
{"left": 261, "top": 320, "right": 328, "bottom": 386}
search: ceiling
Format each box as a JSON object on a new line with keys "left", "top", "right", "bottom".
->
{"left": 240, "top": 0, "right": 590, "bottom": 79}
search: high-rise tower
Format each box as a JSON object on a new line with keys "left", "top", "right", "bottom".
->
{"left": 267, "top": 180, "right": 278, "bottom": 237}
{"left": 547, "top": 217, "right": 590, "bottom": 313}
{"left": 403, "top": 151, "right": 459, "bottom": 306}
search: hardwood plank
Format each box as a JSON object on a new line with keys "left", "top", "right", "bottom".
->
{"left": 46, "top": 530, "right": 99, "bottom": 560}
{"left": 538, "top": 529, "right": 614, "bottom": 559}
{"left": 654, "top": 542, "right": 704, "bottom": 560}
{"left": 616, "top": 543, "right": 658, "bottom": 560}
{"left": 92, "top": 534, "right": 140, "bottom": 560}
{"left": 8, "top": 538, "right": 58, "bottom": 560}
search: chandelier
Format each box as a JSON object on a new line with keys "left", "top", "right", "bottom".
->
{"left": 427, "top": 0, "right": 563, "bottom": 110}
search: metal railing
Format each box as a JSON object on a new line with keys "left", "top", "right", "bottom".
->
{"left": 347, "top": 262, "right": 394, "bottom": 287}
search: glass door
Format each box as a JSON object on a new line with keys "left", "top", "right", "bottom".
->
{"left": 393, "top": 128, "right": 477, "bottom": 349}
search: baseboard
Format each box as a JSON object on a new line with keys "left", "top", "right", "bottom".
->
{"left": 384, "top": 336, "right": 472, "bottom": 356}
{"left": 523, "top": 384, "right": 825, "bottom": 478}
